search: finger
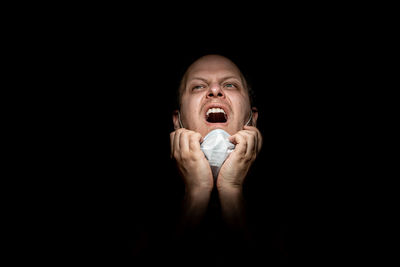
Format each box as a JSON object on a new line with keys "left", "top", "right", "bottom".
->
{"left": 243, "top": 125, "right": 257, "bottom": 131}
{"left": 189, "top": 132, "right": 202, "bottom": 152}
{"left": 229, "top": 133, "right": 247, "bottom": 156}
{"left": 170, "top": 131, "right": 175, "bottom": 158}
{"left": 256, "top": 130, "right": 262, "bottom": 153}
{"left": 179, "top": 130, "right": 190, "bottom": 156}
{"left": 240, "top": 131, "right": 256, "bottom": 159}
{"left": 173, "top": 129, "right": 183, "bottom": 159}
{"left": 246, "top": 130, "right": 258, "bottom": 156}
{"left": 244, "top": 126, "right": 263, "bottom": 153}
{"left": 254, "top": 129, "right": 262, "bottom": 153}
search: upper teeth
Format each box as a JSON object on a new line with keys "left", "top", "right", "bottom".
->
{"left": 207, "top": 108, "right": 226, "bottom": 116}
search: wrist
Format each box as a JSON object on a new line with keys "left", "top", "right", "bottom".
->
{"left": 181, "top": 186, "right": 211, "bottom": 226}
{"left": 217, "top": 184, "right": 244, "bottom": 209}
{"left": 217, "top": 182, "right": 243, "bottom": 196}
{"left": 218, "top": 185, "right": 246, "bottom": 228}
{"left": 185, "top": 186, "right": 212, "bottom": 205}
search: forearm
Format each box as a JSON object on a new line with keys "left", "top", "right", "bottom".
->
{"left": 218, "top": 186, "right": 247, "bottom": 230}
{"left": 178, "top": 187, "right": 211, "bottom": 230}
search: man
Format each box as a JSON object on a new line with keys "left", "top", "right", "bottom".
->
{"left": 129, "top": 54, "right": 277, "bottom": 266}
{"left": 170, "top": 54, "right": 263, "bottom": 235}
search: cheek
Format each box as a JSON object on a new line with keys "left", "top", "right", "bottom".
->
{"left": 229, "top": 94, "right": 251, "bottom": 115}
{"left": 181, "top": 95, "right": 203, "bottom": 117}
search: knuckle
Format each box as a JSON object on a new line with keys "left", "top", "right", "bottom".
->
{"left": 236, "top": 132, "right": 245, "bottom": 139}
{"left": 181, "top": 152, "right": 197, "bottom": 163}
{"left": 242, "top": 133, "right": 251, "bottom": 140}
{"left": 190, "top": 132, "right": 200, "bottom": 140}
{"left": 186, "top": 130, "right": 194, "bottom": 136}
{"left": 241, "top": 134, "right": 250, "bottom": 142}
{"left": 249, "top": 130, "right": 257, "bottom": 137}
{"left": 180, "top": 152, "right": 188, "bottom": 161}
{"left": 176, "top": 128, "right": 186, "bottom": 134}
{"left": 173, "top": 151, "right": 180, "bottom": 160}
{"left": 180, "top": 131, "right": 187, "bottom": 138}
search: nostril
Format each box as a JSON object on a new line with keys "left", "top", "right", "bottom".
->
{"left": 208, "top": 92, "right": 223, "bottom": 98}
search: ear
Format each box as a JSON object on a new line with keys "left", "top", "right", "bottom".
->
{"left": 251, "top": 107, "right": 258, "bottom": 127}
{"left": 172, "top": 110, "right": 181, "bottom": 130}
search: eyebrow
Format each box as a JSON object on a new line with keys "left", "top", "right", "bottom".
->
{"left": 188, "top": 76, "right": 241, "bottom": 83}
{"left": 220, "top": 76, "right": 241, "bottom": 82}
{"left": 189, "top": 77, "right": 208, "bottom": 83}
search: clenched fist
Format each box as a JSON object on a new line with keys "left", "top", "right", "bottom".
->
{"left": 170, "top": 128, "right": 213, "bottom": 195}
{"left": 217, "top": 126, "right": 263, "bottom": 193}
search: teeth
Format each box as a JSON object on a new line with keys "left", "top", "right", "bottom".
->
{"left": 207, "top": 108, "right": 226, "bottom": 116}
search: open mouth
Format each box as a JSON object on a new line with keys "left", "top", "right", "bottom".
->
{"left": 206, "top": 108, "right": 227, "bottom": 123}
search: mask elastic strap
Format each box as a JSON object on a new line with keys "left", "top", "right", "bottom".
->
{"left": 245, "top": 110, "right": 253, "bottom": 126}
{"left": 178, "top": 110, "right": 184, "bottom": 128}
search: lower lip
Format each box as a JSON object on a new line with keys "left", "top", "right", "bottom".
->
{"left": 204, "top": 120, "right": 229, "bottom": 126}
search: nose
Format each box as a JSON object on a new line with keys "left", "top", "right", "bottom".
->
{"left": 207, "top": 84, "right": 225, "bottom": 99}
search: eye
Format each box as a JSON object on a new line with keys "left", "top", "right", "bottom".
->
{"left": 224, "top": 83, "right": 236, "bottom": 88}
{"left": 192, "top": 85, "right": 205, "bottom": 90}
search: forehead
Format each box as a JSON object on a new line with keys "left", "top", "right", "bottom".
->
{"left": 185, "top": 55, "right": 242, "bottom": 80}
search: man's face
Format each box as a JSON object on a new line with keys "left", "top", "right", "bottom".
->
{"left": 176, "top": 55, "right": 253, "bottom": 137}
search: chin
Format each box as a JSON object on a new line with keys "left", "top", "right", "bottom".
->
{"left": 204, "top": 123, "right": 233, "bottom": 135}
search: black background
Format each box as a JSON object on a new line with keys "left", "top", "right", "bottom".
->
{"left": 36, "top": 18, "right": 373, "bottom": 264}
{"left": 56, "top": 40, "right": 294, "bottom": 264}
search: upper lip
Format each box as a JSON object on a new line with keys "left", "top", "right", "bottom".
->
{"left": 202, "top": 102, "right": 231, "bottom": 121}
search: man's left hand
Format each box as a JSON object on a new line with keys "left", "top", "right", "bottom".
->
{"left": 217, "top": 126, "right": 263, "bottom": 192}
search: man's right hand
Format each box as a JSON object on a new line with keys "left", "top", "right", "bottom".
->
{"left": 170, "top": 128, "right": 213, "bottom": 195}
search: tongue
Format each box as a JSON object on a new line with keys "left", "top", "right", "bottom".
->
{"left": 207, "top": 113, "right": 227, "bottom": 123}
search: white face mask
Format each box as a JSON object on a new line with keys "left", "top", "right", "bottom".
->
{"left": 200, "top": 129, "right": 235, "bottom": 180}
{"left": 178, "top": 110, "right": 253, "bottom": 179}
